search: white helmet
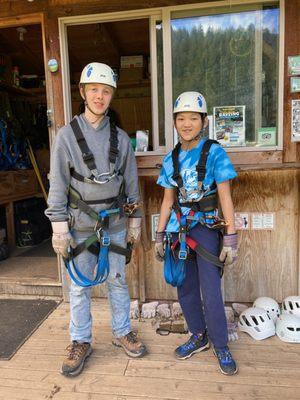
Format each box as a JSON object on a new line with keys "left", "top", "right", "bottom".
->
{"left": 173, "top": 91, "right": 207, "bottom": 114}
{"left": 80, "top": 62, "right": 117, "bottom": 88}
{"left": 253, "top": 297, "right": 280, "bottom": 323}
{"left": 282, "top": 296, "right": 300, "bottom": 316}
{"left": 276, "top": 314, "right": 300, "bottom": 343}
{"left": 238, "top": 307, "right": 275, "bottom": 340}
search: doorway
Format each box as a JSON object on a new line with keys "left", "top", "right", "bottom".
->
{"left": 0, "top": 19, "right": 58, "bottom": 293}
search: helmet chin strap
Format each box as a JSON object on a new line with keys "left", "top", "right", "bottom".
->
{"left": 84, "top": 100, "right": 104, "bottom": 118}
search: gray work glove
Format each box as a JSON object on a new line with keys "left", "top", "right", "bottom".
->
{"left": 219, "top": 233, "right": 238, "bottom": 266}
{"left": 154, "top": 231, "right": 165, "bottom": 262}
{"left": 127, "top": 217, "right": 141, "bottom": 245}
{"left": 51, "top": 221, "right": 76, "bottom": 259}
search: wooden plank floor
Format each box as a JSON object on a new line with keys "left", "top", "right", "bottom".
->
{"left": 0, "top": 299, "right": 299, "bottom": 400}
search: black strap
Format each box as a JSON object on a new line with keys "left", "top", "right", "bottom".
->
{"left": 171, "top": 139, "right": 219, "bottom": 193}
{"left": 70, "top": 117, "right": 119, "bottom": 181}
{"left": 72, "top": 239, "right": 132, "bottom": 264}
{"left": 70, "top": 118, "right": 97, "bottom": 171}
{"left": 196, "top": 139, "right": 219, "bottom": 183}
{"left": 171, "top": 142, "right": 183, "bottom": 189}
{"left": 179, "top": 193, "right": 218, "bottom": 212}
{"left": 69, "top": 187, "right": 120, "bottom": 206}
{"left": 109, "top": 122, "right": 119, "bottom": 164}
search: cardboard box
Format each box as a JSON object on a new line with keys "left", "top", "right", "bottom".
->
{"left": 118, "top": 67, "right": 144, "bottom": 82}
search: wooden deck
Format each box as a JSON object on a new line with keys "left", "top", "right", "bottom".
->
{"left": 0, "top": 299, "right": 299, "bottom": 400}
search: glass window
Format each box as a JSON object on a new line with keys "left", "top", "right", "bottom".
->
{"left": 171, "top": 3, "right": 280, "bottom": 148}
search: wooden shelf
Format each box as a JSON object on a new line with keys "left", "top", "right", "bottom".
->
{"left": 0, "top": 80, "right": 46, "bottom": 97}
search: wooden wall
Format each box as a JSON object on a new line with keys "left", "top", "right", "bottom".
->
{"left": 125, "top": 171, "right": 299, "bottom": 303}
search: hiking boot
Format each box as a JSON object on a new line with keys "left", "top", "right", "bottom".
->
{"left": 61, "top": 341, "right": 92, "bottom": 377}
{"left": 175, "top": 331, "right": 210, "bottom": 359}
{"left": 112, "top": 331, "right": 147, "bottom": 358}
{"left": 213, "top": 346, "right": 238, "bottom": 375}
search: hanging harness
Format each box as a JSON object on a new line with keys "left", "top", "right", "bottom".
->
{"left": 64, "top": 118, "right": 133, "bottom": 287}
{"left": 164, "top": 139, "right": 226, "bottom": 287}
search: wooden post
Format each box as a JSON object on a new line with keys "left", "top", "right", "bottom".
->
{"left": 5, "top": 202, "right": 15, "bottom": 251}
{"left": 42, "top": 13, "right": 65, "bottom": 146}
{"left": 42, "top": 13, "right": 66, "bottom": 296}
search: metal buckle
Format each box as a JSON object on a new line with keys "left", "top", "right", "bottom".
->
{"left": 101, "top": 236, "right": 110, "bottom": 246}
{"left": 178, "top": 250, "right": 187, "bottom": 260}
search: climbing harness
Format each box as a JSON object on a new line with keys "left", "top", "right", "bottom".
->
{"left": 64, "top": 118, "right": 138, "bottom": 287}
{"left": 164, "top": 139, "right": 226, "bottom": 287}
{"left": 69, "top": 118, "right": 119, "bottom": 185}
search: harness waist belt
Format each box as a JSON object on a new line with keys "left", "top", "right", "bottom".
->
{"left": 179, "top": 193, "right": 218, "bottom": 212}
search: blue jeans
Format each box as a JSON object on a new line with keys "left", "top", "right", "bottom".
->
{"left": 176, "top": 223, "right": 228, "bottom": 348}
{"left": 69, "top": 229, "right": 131, "bottom": 343}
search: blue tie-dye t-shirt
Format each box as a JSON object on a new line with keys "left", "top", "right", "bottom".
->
{"left": 157, "top": 137, "right": 237, "bottom": 232}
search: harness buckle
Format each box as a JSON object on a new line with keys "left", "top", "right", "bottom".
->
{"left": 178, "top": 250, "right": 188, "bottom": 260}
{"left": 101, "top": 236, "right": 110, "bottom": 246}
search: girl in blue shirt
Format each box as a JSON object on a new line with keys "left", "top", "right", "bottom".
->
{"left": 155, "top": 91, "right": 238, "bottom": 375}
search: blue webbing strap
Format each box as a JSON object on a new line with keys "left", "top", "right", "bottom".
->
{"left": 64, "top": 210, "right": 117, "bottom": 287}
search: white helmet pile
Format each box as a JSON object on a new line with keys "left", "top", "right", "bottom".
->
{"left": 238, "top": 296, "right": 300, "bottom": 343}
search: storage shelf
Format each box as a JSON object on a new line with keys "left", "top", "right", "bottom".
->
{"left": 0, "top": 80, "right": 34, "bottom": 96}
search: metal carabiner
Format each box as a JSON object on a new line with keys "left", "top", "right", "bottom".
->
{"left": 93, "top": 171, "right": 116, "bottom": 185}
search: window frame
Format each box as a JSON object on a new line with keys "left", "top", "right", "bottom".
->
{"left": 58, "top": 0, "right": 284, "bottom": 158}
{"left": 163, "top": 0, "right": 285, "bottom": 153}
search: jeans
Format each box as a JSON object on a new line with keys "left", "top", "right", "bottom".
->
{"left": 69, "top": 229, "right": 131, "bottom": 343}
{"left": 176, "top": 223, "right": 228, "bottom": 348}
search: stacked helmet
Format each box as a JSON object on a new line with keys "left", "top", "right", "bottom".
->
{"left": 253, "top": 297, "right": 280, "bottom": 323}
{"left": 80, "top": 62, "right": 117, "bottom": 88}
{"left": 281, "top": 296, "right": 300, "bottom": 316}
{"left": 238, "top": 307, "right": 275, "bottom": 340}
{"left": 276, "top": 314, "right": 300, "bottom": 343}
{"left": 173, "top": 91, "right": 207, "bottom": 114}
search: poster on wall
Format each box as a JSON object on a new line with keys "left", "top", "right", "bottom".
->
{"left": 235, "top": 212, "right": 250, "bottom": 230}
{"left": 213, "top": 106, "right": 245, "bottom": 147}
{"left": 288, "top": 55, "right": 300, "bottom": 76}
{"left": 291, "top": 100, "right": 300, "bottom": 142}
{"left": 291, "top": 77, "right": 300, "bottom": 93}
{"left": 151, "top": 214, "right": 160, "bottom": 241}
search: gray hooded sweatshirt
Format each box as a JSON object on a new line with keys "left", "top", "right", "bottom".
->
{"left": 45, "top": 114, "right": 140, "bottom": 233}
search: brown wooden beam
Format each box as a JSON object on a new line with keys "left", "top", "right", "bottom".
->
{"left": 42, "top": 12, "right": 64, "bottom": 144}
{"left": 283, "top": 0, "right": 300, "bottom": 163}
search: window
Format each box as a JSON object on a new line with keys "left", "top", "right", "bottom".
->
{"left": 170, "top": 3, "right": 280, "bottom": 148}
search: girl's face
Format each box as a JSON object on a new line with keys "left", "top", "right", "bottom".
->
{"left": 80, "top": 83, "right": 114, "bottom": 116}
{"left": 175, "top": 112, "right": 205, "bottom": 143}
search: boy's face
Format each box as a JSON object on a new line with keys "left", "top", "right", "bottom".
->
{"left": 175, "top": 112, "right": 206, "bottom": 142}
{"left": 80, "top": 83, "right": 114, "bottom": 116}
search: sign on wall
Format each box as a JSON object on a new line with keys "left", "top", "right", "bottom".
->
{"left": 235, "top": 212, "right": 275, "bottom": 230}
{"left": 151, "top": 214, "right": 160, "bottom": 241}
{"left": 213, "top": 106, "right": 245, "bottom": 147}
{"left": 291, "top": 100, "right": 300, "bottom": 142}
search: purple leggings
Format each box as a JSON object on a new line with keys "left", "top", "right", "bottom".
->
{"left": 176, "top": 223, "right": 228, "bottom": 348}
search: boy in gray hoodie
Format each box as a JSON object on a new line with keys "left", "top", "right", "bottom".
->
{"left": 46, "top": 62, "right": 146, "bottom": 377}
